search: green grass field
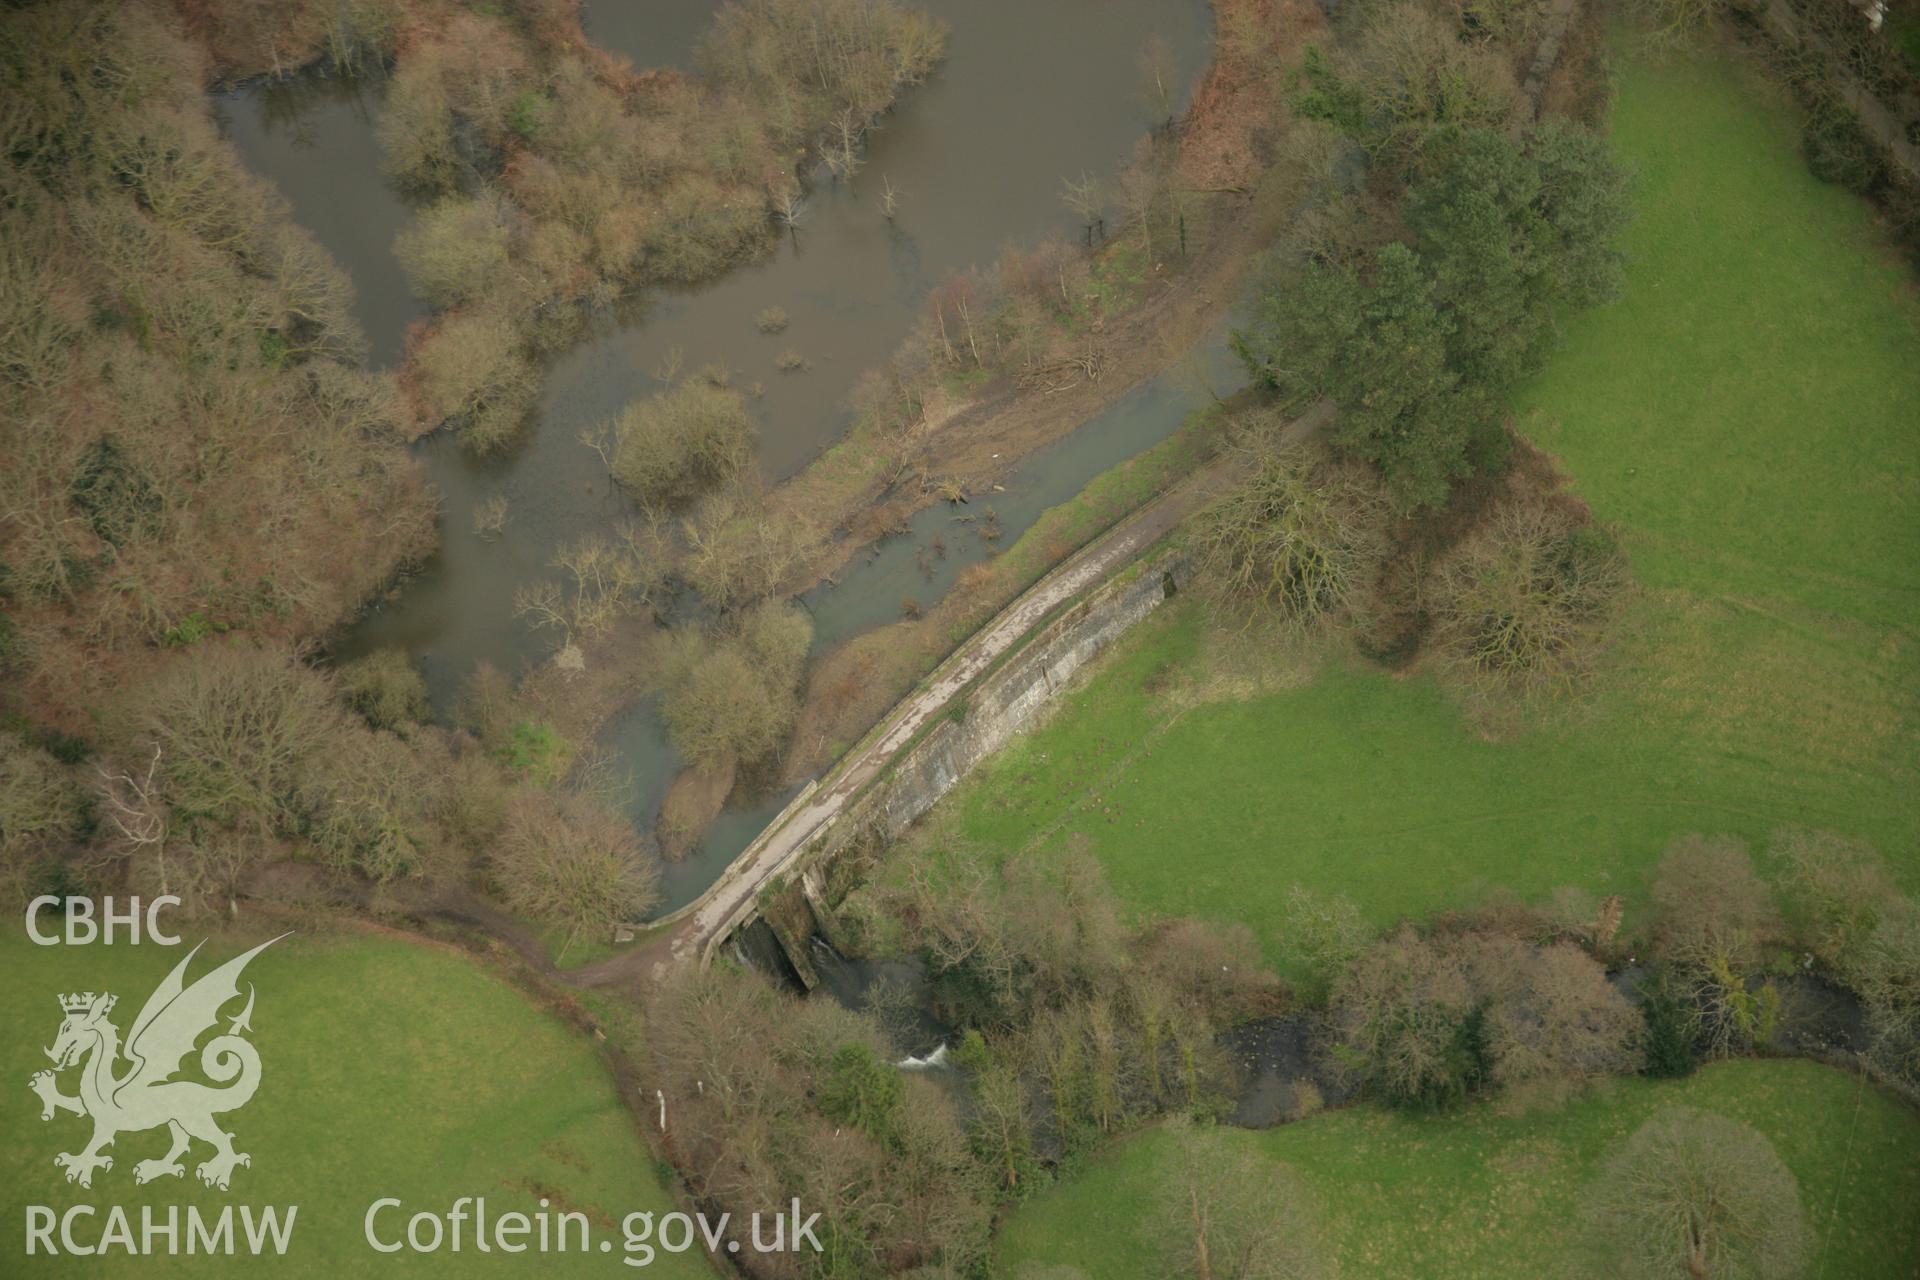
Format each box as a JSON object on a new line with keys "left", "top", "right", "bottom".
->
{"left": 942, "top": 40, "right": 1920, "bottom": 968}
{"left": 0, "top": 924, "right": 713, "bottom": 1278}
{"left": 999, "top": 1058, "right": 1920, "bottom": 1278}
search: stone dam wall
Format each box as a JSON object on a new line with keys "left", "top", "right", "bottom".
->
{"left": 741, "top": 552, "right": 1192, "bottom": 979}
{"left": 874, "top": 556, "right": 1190, "bottom": 839}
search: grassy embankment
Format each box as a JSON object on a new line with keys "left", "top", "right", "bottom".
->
{"left": 0, "top": 926, "right": 712, "bottom": 1278}
{"left": 939, "top": 40, "right": 1920, "bottom": 965}
{"left": 999, "top": 1058, "right": 1920, "bottom": 1277}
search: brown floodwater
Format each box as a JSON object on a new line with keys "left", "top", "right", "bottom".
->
{"left": 216, "top": 74, "right": 425, "bottom": 366}
{"left": 579, "top": 0, "right": 715, "bottom": 70}
{"left": 218, "top": 0, "right": 1217, "bottom": 914}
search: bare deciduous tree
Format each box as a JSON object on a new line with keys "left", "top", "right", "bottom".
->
{"left": 1191, "top": 428, "right": 1386, "bottom": 632}
{"left": 969, "top": 1060, "right": 1034, "bottom": 1193}
{"left": 822, "top": 106, "right": 866, "bottom": 181}
{"left": 96, "top": 747, "right": 167, "bottom": 856}
{"left": 1155, "top": 1120, "right": 1328, "bottom": 1280}
{"left": 1062, "top": 171, "right": 1106, "bottom": 244}
{"left": 493, "top": 791, "right": 659, "bottom": 958}
{"left": 1773, "top": 827, "right": 1898, "bottom": 975}
{"left": 1582, "top": 1107, "right": 1810, "bottom": 1280}
{"left": 679, "top": 481, "right": 810, "bottom": 608}
{"left": 1650, "top": 834, "right": 1780, "bottom": 963}
{"left": 1425, "top": 500, "right": 1628, "bottom": 698}
{"left": 1847, "top": 897, "right": 1920, "bottom": 1086}
{"left": 1477, "top": 938, "right": 1644, "bottom": 1087}
{"left": 513, "top": 526, "right": 664, "bottom": 644}
{"left": 770, "top": 183, "right": 806, "bottom": 243}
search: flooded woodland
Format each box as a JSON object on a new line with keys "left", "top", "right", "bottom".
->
{"left": 218, "top": 0, "right": 1219, "bottom": 914}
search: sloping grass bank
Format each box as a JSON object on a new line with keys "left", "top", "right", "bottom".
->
{"left": 999, "top": 1059, "right": 1920, "bottom": 1278}
{"left": 942, "top": 39, "right": 1920, "bottom": 965}
{"left": 0, "top": 925, "right": 711, "bottom": 1278}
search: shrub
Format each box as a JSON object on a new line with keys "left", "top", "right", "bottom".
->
{"left": 472, "top": 493, "right": 510, "bottom": 539}
{"left": 337, "top": 648, "right": 428, "bottom": 732}
{"left": 393, "top": 192, "right": 514, "bottom": 309}
{"left": 1802, "top": 98, "right": 1887, "bottom": 196}
{"left": 755, "top": 306, "right": 789, "bottom": 334}
{"left": 949, "top": 1027, "right": 991, "bottom": 1074}
{"left": 493, "top": 791, "right": 659, "bottom": 956}
{"left": 657, "top": 601, "right": 812, "bottom": 770}
{"left": 410, "top": 310, "right": 538, "bottom": 452}
{"left": 1286, "top": 1078, "right": 1325, "bottom": 1123}
{"left": 609, "top": 370, "right": 755, "bottom": 507}
{"left": 493, "top": 720, "right": 572, "bottom": 787}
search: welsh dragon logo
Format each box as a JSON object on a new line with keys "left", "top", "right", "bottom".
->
{"left": 29, "top": 935, "right": 286, "bottom": 1191}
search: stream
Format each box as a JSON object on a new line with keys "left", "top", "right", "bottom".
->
{"left": 218, "top": 0, "right": 1220, "bottom": 919}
